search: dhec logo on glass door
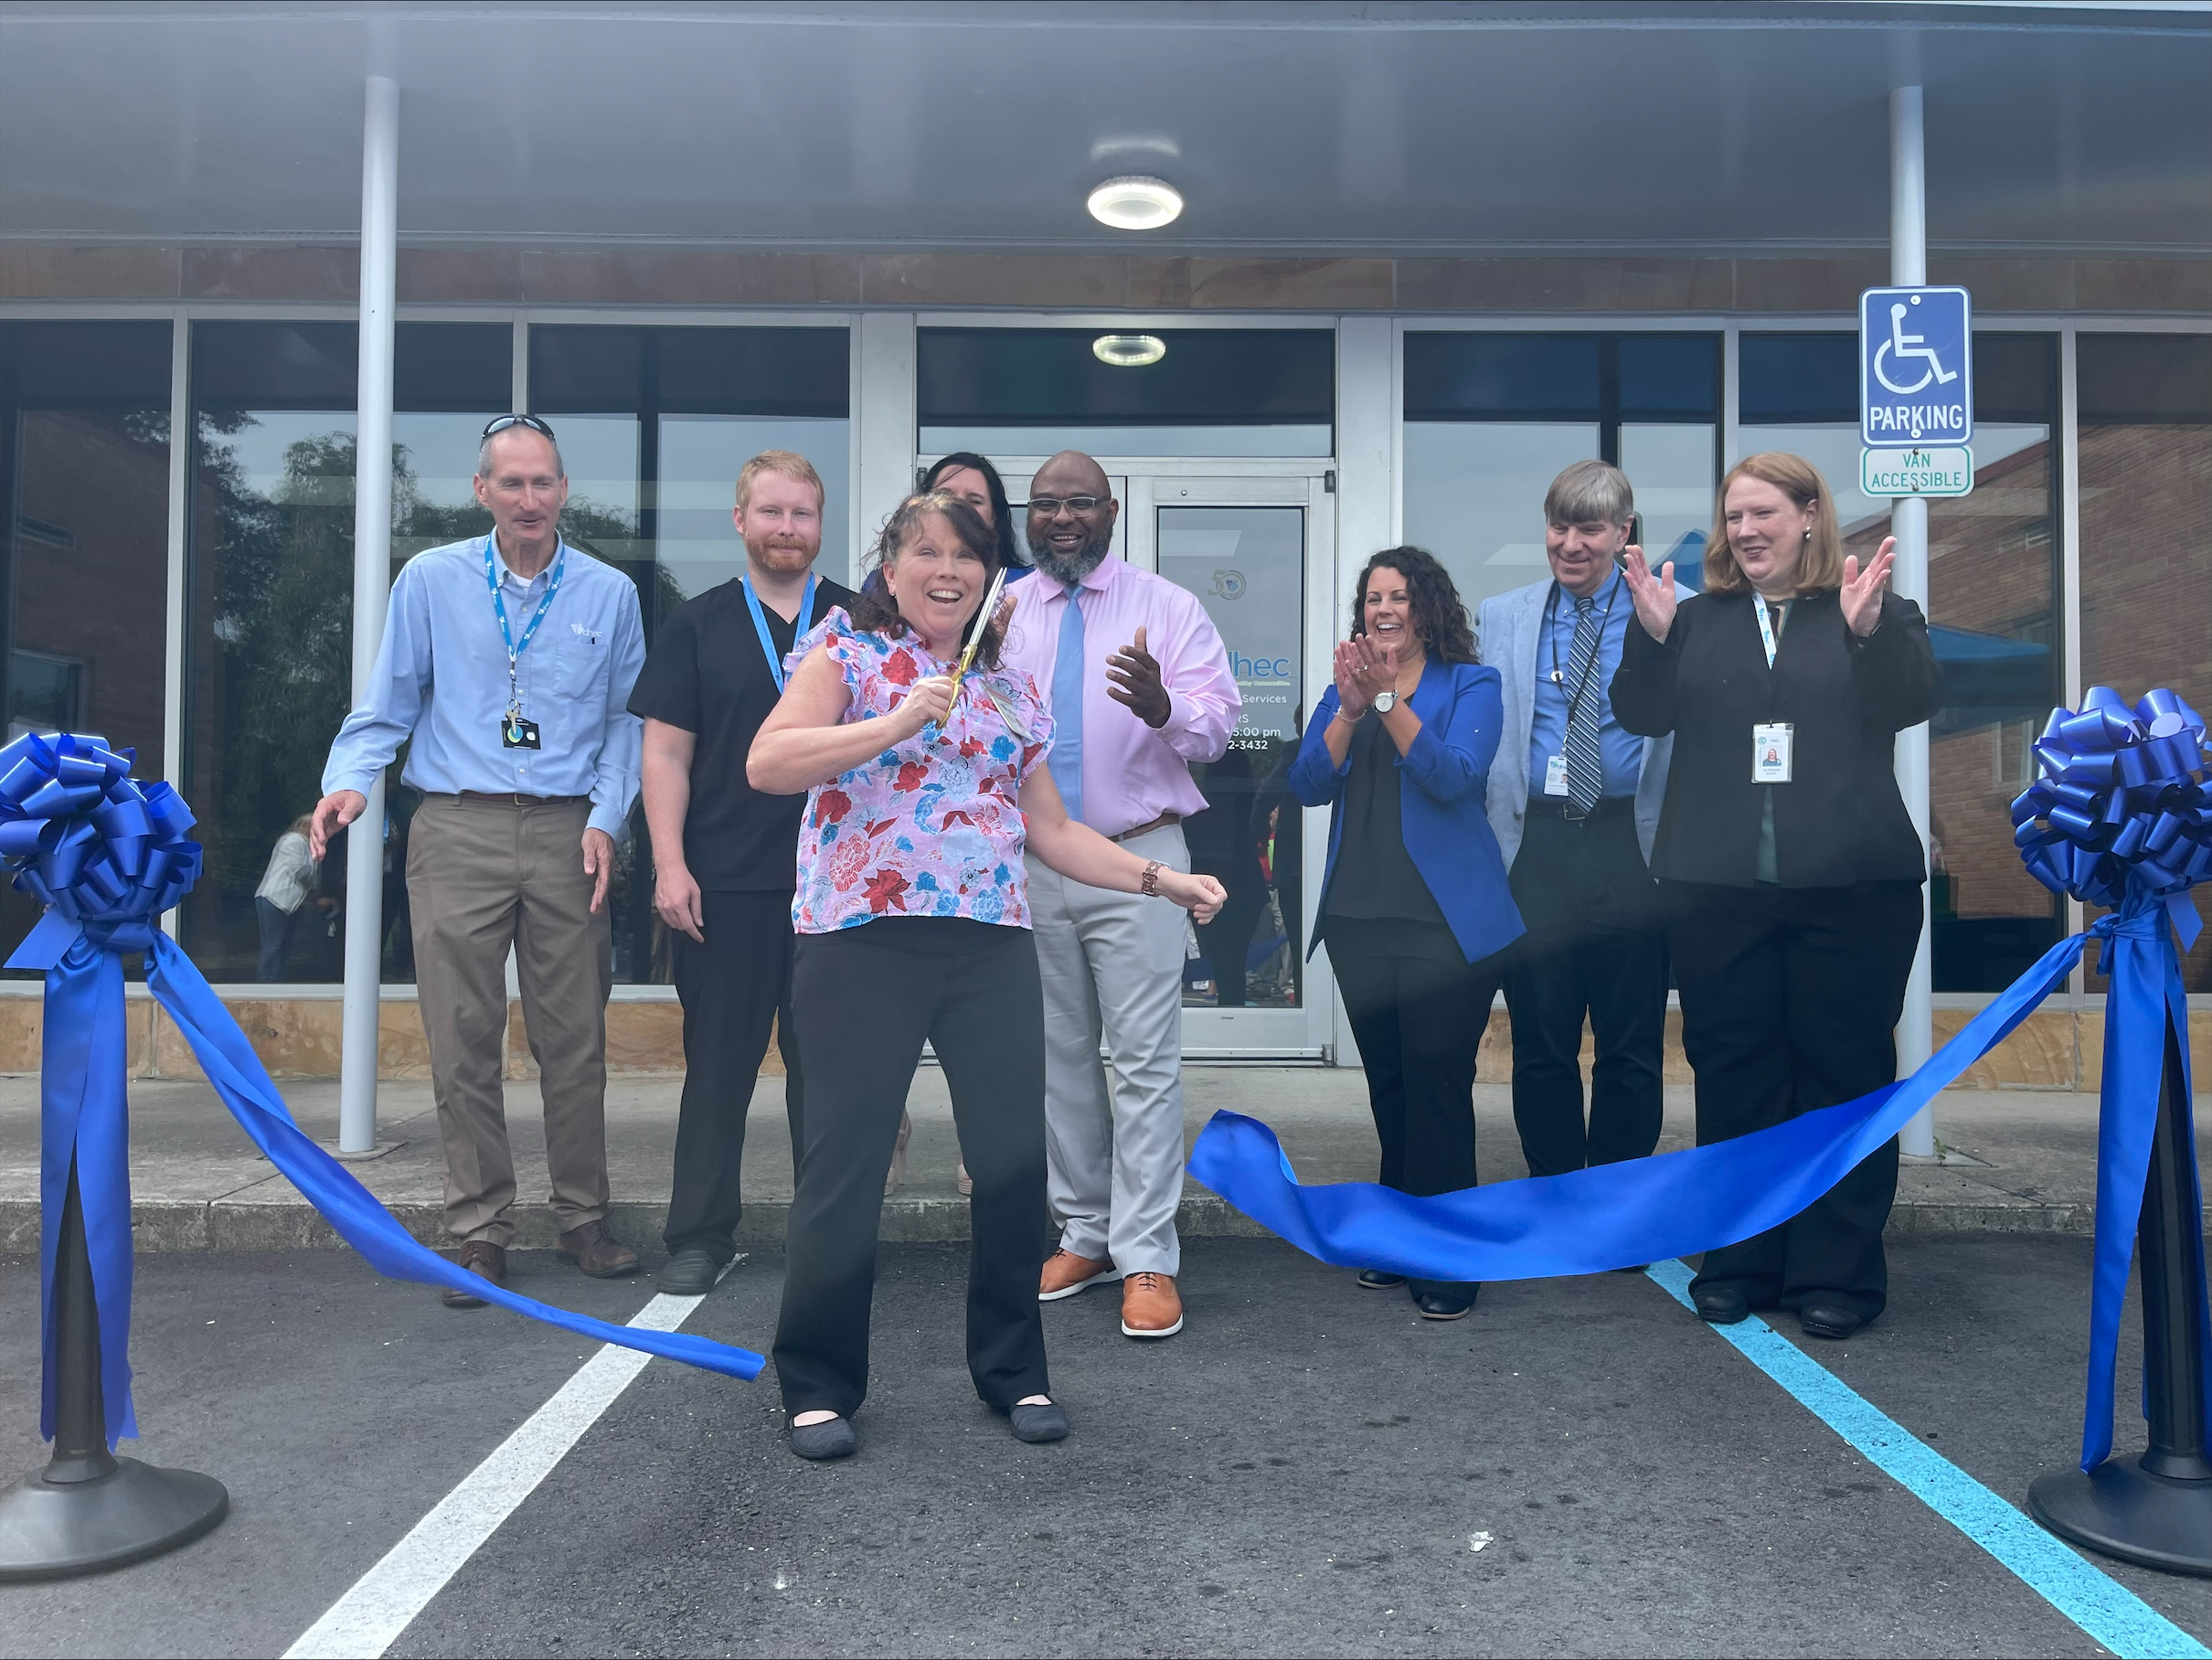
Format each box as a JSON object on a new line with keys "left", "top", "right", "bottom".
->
{"left": 1860, "top": 285, "right": 1975, "bottom": 498}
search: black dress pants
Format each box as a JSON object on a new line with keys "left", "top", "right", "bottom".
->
{"left": 774, "top": 917, "right": 1049, "bottom": 1419}
{"left": 1504, "top": 803, "right": 1667, "bottom": 1179}
{"left": 1328, "top": 918, "right": 1506, "bottom": 1298}
{"left": 665, "top": 889, "right": 803, "bottom": 1261}
{"left": 1666, "top": 879, "right": 1923, "bottom": 1323}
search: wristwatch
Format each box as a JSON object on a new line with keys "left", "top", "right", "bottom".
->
{"left": 1372, "top": 690, "right": 1398, "bottom": 714}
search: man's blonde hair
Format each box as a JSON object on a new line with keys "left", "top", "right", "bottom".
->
{"left": 1704, "top": 452, "right": 1845, "bottom": 594}
{"left": 735, "top": 449, "right": 824, "bottom": 512}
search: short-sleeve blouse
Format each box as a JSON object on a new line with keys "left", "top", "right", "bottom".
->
{"left": 788, "top": 608, "right": 1056, "bottom": 934}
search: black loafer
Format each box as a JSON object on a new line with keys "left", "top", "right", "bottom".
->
{"left": 1357, "top": 1269, "right": 1408, "bottom": 1291}
{"left": 660, "top": 1246, "right": 727, "bottom": 1296}
{"left": 1799, "top": 1303, "right": 1864, "bottom": 1341}
{"left": 1415, "top": 1290, "right": 1475, "bottom": 1321}
{"left": 1010, "top": 1401, "right": 1069, "bottom": 1444}
{"left": 1693, "top": 1287, "right": 1749, "bottom": 1325}
{"left": 789, "top": 1417, "right": 856, "bottom": 1461}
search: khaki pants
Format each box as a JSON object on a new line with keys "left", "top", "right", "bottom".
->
{"left": 409, "top": 793, "right": 613, "bottom": 1246}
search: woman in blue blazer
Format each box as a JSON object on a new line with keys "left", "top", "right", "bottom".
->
{"left": 1292, "top": 546, "right": 1525, "bottom": 1321}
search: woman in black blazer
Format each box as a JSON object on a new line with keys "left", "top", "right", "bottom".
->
{"left": 1611, "top": 452, "right": 1941, "bottom": 1341}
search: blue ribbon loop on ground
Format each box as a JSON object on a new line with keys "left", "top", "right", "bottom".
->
{"left": 3, "top": 734, "right": 761, "bottom": 1449}
{"left": 1192, "top": 686, "right": 2211, "bottom": 1474}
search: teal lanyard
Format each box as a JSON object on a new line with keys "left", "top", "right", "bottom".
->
{"left": 742, "top": 573, "right": 815, "bottom": 695}
{"left": 485, "top": 537, "right": 567, "bottom": 716}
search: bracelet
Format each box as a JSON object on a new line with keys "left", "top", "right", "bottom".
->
{"left": 1140, "top": 858, "right": 1163, "bottom": 898}
{"left": 1333, "top": 706, "right": 1368, "bottom": 725}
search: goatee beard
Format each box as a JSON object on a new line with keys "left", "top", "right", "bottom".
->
{"left": 1031, "top": 536, "right": 1110, "bottom": 586}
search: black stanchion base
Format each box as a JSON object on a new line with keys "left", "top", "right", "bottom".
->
{"left": 0, "top": 1456, "right": 228, "bottom": 1581}
{"left": 2029, "top": 1458, "right": 2212, "bottom": 1577}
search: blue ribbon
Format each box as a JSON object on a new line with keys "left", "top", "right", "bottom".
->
{"left": 3, "top": 733, "right": 761, "bottom": 1449}
{"left": 1192, "top": 686, "right": 2210, "bottom": 1474}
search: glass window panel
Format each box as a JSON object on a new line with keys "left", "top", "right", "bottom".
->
{"left": 1617, "top": 335, "right": 1719, "bottom": 419}
{"left": 184, "top": 321, "right": 509, "bottom": 985}
{"left": 657, "top": 415, "right": 848, "bottom": 606}
{"left": 919, "top": 328, "right": 1331, "bottom": 430}
{"left": 1739, "top": 334, "right": 1856, "bottom": 425}
{"left": 1404, "top": 334, "right": 1601, "bottom": 420}
{"left": 1617, "top": 424, "right": 1716, "bottom": 573}
{"left": 920, "top": 423, "right": 1330, "bottom": 460}
{"left": 2078, "top": 335, "right": 2212, "bottom": 423}
{"left": 1401, "top": 422, "right": 1600, "bottom": 620}
{"left": 1156, "top": 505, "right": 1305, "bottom": 1010}
{"left": 0, "top": 321, "right": 173, "bottom": 974}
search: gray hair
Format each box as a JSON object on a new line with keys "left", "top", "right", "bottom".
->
{"left": 476, "top": 425, "right": 565, "bottom": 482}
{"left": 1544, "top": 460, "right": 1633, "bottom": 527}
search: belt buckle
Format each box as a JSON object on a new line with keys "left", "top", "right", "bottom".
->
{"left": 1564, "top": 800, "right": 1590, "bottom": 825}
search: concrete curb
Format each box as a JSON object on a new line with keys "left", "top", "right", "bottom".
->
{"left": 0, "top": 1195, "right": 2152, "bottom": 1257}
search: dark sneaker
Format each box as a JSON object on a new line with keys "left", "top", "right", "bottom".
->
{"left": 660, "top": 1246, "right": 727, "bottom": 1296}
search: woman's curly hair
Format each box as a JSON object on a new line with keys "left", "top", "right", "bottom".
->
{"left": 1347, "top": 545, "right": 1475, "bottom": 664}
{"left": 846, "top": 491, "right": 1010, "bottom": 670}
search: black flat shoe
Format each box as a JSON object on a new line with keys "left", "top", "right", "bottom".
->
{"left": 789, "top": 1417, "right": 856, "bottom": 1461}
{"left": 1357, "top": 1269, "right": 1408, "bottom": 1291}
{"left": 660, "top": 1246, "right": 727, "bottom": 1297}
{"left": 1415, "top": 1290, "right": 1475, "bottom": 1321}
{"left": 1798, "top": 1304, "right": 1864, "bottom": 1341}
{"left": 1693, "top": 1287, "right": 1749, "bottom": 1325}
{"left": 1010, "top": 1401, "right": 1069, "bottom": 1444}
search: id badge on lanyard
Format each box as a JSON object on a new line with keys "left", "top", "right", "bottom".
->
{"left": 1751, "top": 593, "right": 1792, "bottom": 783}
{"left": 487, "top": 537, "right": 564, "bottom": 750}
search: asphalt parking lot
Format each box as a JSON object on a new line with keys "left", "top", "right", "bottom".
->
{"left": 1, "top": 1233, "right": 2208, "bottom": 1658}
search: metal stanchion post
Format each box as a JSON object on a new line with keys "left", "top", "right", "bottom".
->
{"left": 2029, "top": 1009, "right": 2212, "bottom": 1574}
{"left": 0, "top": 1165, "right": 228, "bottom": 1579}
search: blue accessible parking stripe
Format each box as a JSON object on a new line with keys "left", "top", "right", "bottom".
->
{"left": 1646, "top": 1260, "right": 2209, "bottom": 1660}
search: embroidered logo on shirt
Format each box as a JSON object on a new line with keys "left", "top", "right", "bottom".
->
{"left": 570, "top": 622, "right": 601, "bottom": 644}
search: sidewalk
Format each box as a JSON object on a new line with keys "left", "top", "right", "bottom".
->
{"left": 0, "top": 1067, "right": 2188, "bottom": 1255}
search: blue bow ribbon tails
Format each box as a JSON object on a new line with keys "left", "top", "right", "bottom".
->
{"left": 1190, "top": 687, "right": 2212, "bottom": 1473}
{"left": 2, "top": 733, "right": 761, "bottom": 1451}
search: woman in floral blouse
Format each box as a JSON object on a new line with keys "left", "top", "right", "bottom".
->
{"left": 750, "top": 490, "right": 1225, "bottom": 1463}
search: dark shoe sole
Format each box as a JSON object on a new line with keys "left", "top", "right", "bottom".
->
{"left": 790, "top": 1419, "right": 856, "bottom": 1461}
{"left": 1356, "top": 1272, "right": 1408, "bottom": 1290}
{"left": 1798, "top": 1309, "right": 1865, "bottom": 1341}
{"left": 1417, "top": 1301, "right": 1474, "bottom": 1321}
{"left": 441, "top": 1286, "right": 489, "bottom": 1309}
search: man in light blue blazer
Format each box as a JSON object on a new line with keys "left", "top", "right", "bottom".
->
{"left": 1476, "top": 462, "right": 1672, "bottom": 1182}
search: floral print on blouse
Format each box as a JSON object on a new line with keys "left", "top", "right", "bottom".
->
{"left": 788, "top": 608, "right": 1056, "bottom": 934}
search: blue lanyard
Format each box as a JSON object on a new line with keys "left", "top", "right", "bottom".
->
{"left": 484, "top": 536, "right": 566, "bottom": 711}
{"left": 742, "top": 573, "right": 815, "bottom": 695}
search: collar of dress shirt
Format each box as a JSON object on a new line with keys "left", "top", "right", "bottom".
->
{"left": 1051, "top": 555, "right": 1122, "bottom": 599}
{"left": 1558, "top": 565, "right": 1622, "bottom": 612}
{"left": 491, "top": 535, "right": 564, "bottom": 595}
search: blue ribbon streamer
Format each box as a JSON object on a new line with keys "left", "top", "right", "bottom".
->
{"left": 1193, "top": 686, "right": 2212, "bottom": 1474}
{"left": 3, "top": 733, "right": 760, "bottom": 1449}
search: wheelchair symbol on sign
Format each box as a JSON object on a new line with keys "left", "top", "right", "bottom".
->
{"left": 1874, "top": 296, "right": 1960, "bottom": 396}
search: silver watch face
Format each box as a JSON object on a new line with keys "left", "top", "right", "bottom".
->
{"left": 1373, "top": 690, "right": 1397, "bottom": 712}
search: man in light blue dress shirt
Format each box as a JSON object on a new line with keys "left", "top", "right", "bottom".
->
{"left": 312, "top": 417, "right": 646, "bottom": 1306}
{"left": 1477, "top": 461, "right": 1672, "bottom": 1187}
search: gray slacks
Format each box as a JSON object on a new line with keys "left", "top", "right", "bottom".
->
{"left": 1027, "top": 822, "right": 1191, "bottom": 1277}
{"left": 408, "top": 793, "right": 613, "bottom": 1246}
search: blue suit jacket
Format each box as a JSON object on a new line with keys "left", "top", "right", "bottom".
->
{"left": 1290, "top": 657, "right": 1525, "bottom": 966}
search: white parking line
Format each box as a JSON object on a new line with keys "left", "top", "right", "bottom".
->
{"left": 285, "top": 1290, "right": 707, "bottom": 1660}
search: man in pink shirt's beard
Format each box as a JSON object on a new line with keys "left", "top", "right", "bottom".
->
{"left": 998, "top": 451, "right": 1241, "bottom": 1341}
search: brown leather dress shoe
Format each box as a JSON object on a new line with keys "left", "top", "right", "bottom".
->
{"left": 1120, "top": 1272, "right": 1185, "bottom": 1338}
{"left": 442, "top": 1240, "right": 506, "bottom": 1309}
{"left": 1038, "top": 1248, "right": 1122, "bottom": 1302}
{"left": 558, "top": 1219, "right": 641, "bottom": 1279}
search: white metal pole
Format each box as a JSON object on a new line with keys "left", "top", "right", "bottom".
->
{"left": 339, "top": 75, "right": 398, "bottom": 1155}
{"left": 1890, "top": 84, "right": 1937, "bottom": 1159}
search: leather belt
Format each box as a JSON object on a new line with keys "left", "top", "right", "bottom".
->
{"left": 1525, "top": 794, "right": 1633, "bottom": 825}
{"left": 1110, "top": 812, "right": 1183, "bottom": 843}
{"left": 448, "top": 791, "right": 590, "bottom": 807}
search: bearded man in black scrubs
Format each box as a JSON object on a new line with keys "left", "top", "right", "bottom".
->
{"left": 631, "top": 450, "right": 856, "bottom": 1294}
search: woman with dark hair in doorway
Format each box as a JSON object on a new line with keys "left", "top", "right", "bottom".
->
{"left": 921, "top": 451, "right": 1029, "bottom": 580}
{"left": 1292, "top": 546, "right": 1523, "bottom": 1322}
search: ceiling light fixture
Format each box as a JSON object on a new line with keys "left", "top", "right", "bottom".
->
{"left": 1093, "top": 334, "right": 1167, "bottom": 368}
{"left": 1086, "top": 176, "right": 1184, "bottom": 231}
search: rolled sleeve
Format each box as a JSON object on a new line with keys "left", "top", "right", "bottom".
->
{"left": 589, "top": 586, "right": 647, "bottom": 837}
{"left": 320, "top": 563, "right": 431, "bottom": 798}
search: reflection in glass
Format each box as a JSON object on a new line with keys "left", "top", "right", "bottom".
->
{"left": 920, "top": 424, "right": 1331, "bottom": 460}
{"left": 1617, "top": 424, "right": 1715, "bottom": 574}
{"left": 658, "top": 415, "right": 849, "bottom": 603}
{"left": 1401, "top": 422, "right": 1599, "bottom": 622}
{"left": 1156, "top": 505, "right": 1305, "bottom": 1009}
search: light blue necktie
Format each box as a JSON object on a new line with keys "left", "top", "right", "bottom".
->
{"left": 1048, "top": 582, "right": 1086, "bottom": 826}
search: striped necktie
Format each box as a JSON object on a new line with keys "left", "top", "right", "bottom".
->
{"left": 1563, "top": 594, "right": 1605, "bottom": 814}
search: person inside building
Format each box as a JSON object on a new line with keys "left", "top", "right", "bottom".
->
{"left": 253, "top": 812, "right": 331, "bottom": 982}
{"left": 1292, "top": 547, "right": 1523, "bottom": 1321}
{"left": 1612, "top": 451, "right": 1939, "bottom": 1340}
{"left": 749, "top": 489, "right": 1225, "bottom": 1462}
{"left": 1477, "top": 462, "right": 1672, "bottom": 1188}
{"left": 312, "top": 414, "right": 646, "bottom": 1306}
{"left": 999, "top": 450, "right": 1241, "bottom": 1343}
{"left": 630, "top": 449, "right": 857, "bottom": 1296}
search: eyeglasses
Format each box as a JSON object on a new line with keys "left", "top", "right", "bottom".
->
{"left": 1027, "top": 495, "right": 1103, "bottom": 516}
{"left": 481, "top": 413, "right": 558, "bottom": 442}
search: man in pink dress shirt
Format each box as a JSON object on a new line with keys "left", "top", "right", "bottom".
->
{"left": 999, "top": 451, "right": 1240, "bottom": 1340}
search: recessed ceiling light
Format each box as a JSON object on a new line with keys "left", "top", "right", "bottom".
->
{"left": 1093, "top": 334, "right": 1167, "bottom": 368}
{"left": 1087, "top": 176, "right": 1183, "bottom": 231}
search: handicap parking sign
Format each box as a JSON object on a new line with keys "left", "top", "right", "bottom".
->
{"left": 1860, "top": 286, "right": 1973, "bottom": 448}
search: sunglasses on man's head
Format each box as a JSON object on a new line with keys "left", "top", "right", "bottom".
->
{"left": 481, "top": 413, "right": 558, "bottom": 442}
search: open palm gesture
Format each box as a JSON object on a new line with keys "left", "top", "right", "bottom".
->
{"left": 1620, "top": 544, "right": 1676, "bottom": 643}
{"left": 1841, "top": 537, "right": 1896, "bottom": 637}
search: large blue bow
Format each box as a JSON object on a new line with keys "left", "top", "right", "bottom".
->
{"left": 1192, "top": 687, "right": 2208, "bottom": 1473}
{"left": 3, "top": 734, "right": 761, "bottom": 1450}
